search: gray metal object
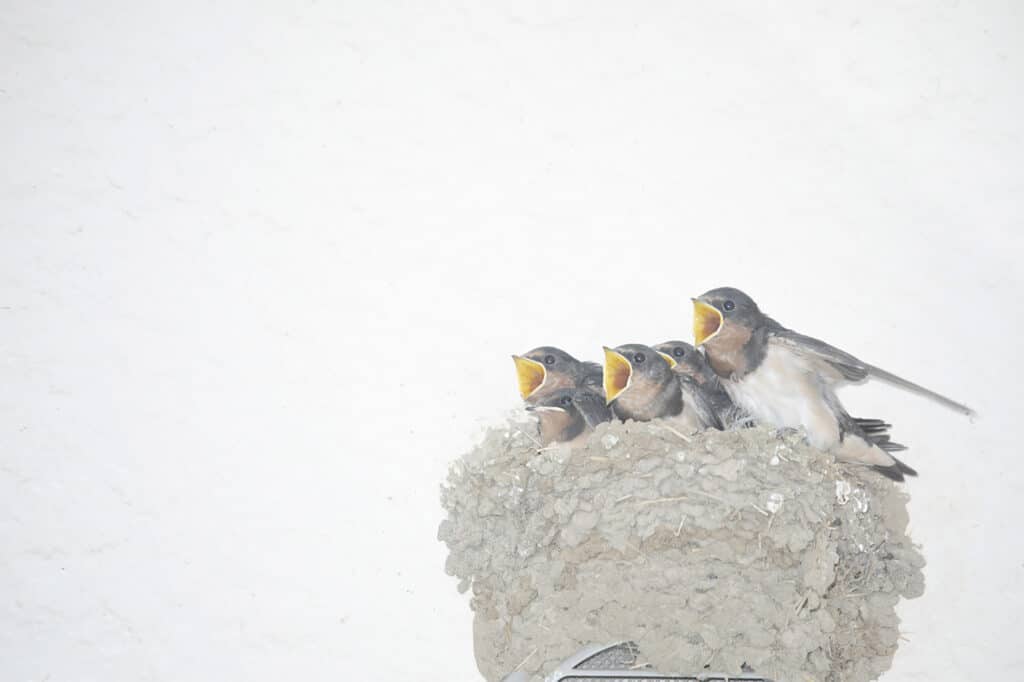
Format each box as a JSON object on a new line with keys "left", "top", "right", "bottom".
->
{"left": 503, "top": 642, "right": 774, "bottom": 682}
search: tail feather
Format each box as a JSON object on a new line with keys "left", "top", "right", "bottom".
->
{"left": 873, "top": 453, "right": 918, "bottom": 480}
{"left": 853, "top": 417, "right": 891, "bottom": 434}
{"left": 842, "top": 412, "right": 916, "bottom": 479}
{"left": 851, "top": 417, "right": 907, "bottom": 452}
{"left": 871, "top": 435, "right": 908, "bottom": 453}
{"left": 893, "top": 455, "right": 918, "bottom": 476}
{"left": 872, "top": 464, "right": 905, "bottom": 481}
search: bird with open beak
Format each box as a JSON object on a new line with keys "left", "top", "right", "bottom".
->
{"left": 691, "top": 286, "right": 975, "bottom": 480}
{"left": 653, "top": 340, "right": 742, "bottom": 430}
{"left": 603, "top": 343, "right": 702, "bottom": 430}
{"left": 512, "top": 346, "right": 603, "bottom": 404}
{"left": 527, "top": 388, "right": 613, "bottom": 446}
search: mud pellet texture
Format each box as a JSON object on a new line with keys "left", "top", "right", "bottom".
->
{"left": 439, "top": 419, "right": 925, "bottom": 682}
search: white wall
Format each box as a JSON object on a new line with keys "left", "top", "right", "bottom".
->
{"left": 2, "top": 1, "right": 1022, "bottom": 679}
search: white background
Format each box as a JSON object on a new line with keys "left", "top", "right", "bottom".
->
{"left": 2, "top": 1, "right": 1022, "bottom": 680}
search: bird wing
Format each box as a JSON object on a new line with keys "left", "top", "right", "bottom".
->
{"left": 700, "top": 376, "right": 744, "bottom": 426}
{"left": 579, "top": 362, "right": 605, "bottom": 395}
{"left": 677, "top": 376, "right": 724, "bottom": 430}
{"left": 769, "top": 329, "right": 974, "bottom": 416}
{"left": 572, "top": 392, "right": 613, "bottom": 428}
{"left": 769, "top": 329, "right": 869, "bottom": 383}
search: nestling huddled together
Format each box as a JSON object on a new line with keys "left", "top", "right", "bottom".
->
{"left": 512, "top": 287, "right": 974, "bottom": 481}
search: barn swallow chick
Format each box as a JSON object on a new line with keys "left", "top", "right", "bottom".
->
{"left": 527, "top": 388, "right": 613, "bottom": 446}
{"left": 603, "top": 344, "right": 701, "bottom": 430}
{"left": 512, "top": 346, "right": 603, "bottom": 404}
{"left": 653, "top": 340, "right": 743, "bottom": 430}
{"left": 691, "top": 287, "right": 974, "bottom": 480}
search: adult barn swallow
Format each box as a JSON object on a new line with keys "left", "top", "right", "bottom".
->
{"left": 691, "top": 287, "right": 974, "bottom": 480}
{"left": 603, "top": 344, "right": 701, "bottom": 429}
{"left": 527, "top": 388, "right": 612, "bottom": 445}
{"left": 653, "top": 340, "right": 741, "bottom": 430}
{"left": 512, "top": 346, "right": 603, "bottom": 404}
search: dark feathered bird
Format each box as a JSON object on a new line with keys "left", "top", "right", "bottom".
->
{"left": 653, "top": 340, "right": 746, "bottom": 430}
{"left": 602, "top": 343, "right": 704, "bottom": 431}
{"left": 691, "top": 287, "right": 973, "bottom": 480}
{"left": 512, "top": 346, "right": 603, "bottom": 404}
{"left": 527, "top": 388, "right": 613, "bottom": 445}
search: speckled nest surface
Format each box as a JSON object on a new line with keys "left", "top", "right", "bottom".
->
{"left": 438, "top": 419, "right": 925, "bottom": 682}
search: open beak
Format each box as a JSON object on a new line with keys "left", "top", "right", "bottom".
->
{"left": 603, "top": 347, "right": 633, "bottom": 404}
{"left": 692, "top": 299, "right": 724, "bottom": 346}
{"left": 657, "top": 351, "right": 677, "bottom": 368}
{"left": 513, "top": 355, "right": 547, "bottom": 399}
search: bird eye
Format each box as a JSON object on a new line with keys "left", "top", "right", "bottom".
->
{"left": 722, "top": 300, "right": 735, "bottom": 312}
{"left": 633, "top": 352, "right": 646, "bottom": 364}
{"left": 673, "top": 347, "right": 686, "bottom": 358}
{"left": 543, "top": 354, "right": 556, "bottom": 365}
{"left": 560, "top": 395, "right": 573, "bottom": 406}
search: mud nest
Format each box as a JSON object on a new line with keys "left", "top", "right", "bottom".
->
{"left": 439, "top": 419, "right": 925, "bottom": 682}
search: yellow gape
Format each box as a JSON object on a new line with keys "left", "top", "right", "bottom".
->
{"left": 512, "top": 356, "right": 547, "bottom": 399}
{"left": 692, "top": 299, "right": 724, "bottom": 346}
{"left": 602, "top": 347, "right": 633, "bottom": 404}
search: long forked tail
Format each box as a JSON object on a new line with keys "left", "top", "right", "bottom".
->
{"left": 866, "top": 364, "right": 975, "bottom": 416}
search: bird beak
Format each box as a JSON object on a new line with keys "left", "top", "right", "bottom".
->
{"left": 657, "top": 351, "right": 677, "bottom": 368}
{"left": 513, "top": 355, "right": 547, "bottom": 399}
{"left": 603, "top": 347, "right": 632, "bottom": 404}
{"left": 530, "top": 406, "right": 567, "bottom": 414}
{"left": 692, "top": 299, "right": 724, "bottom": 346}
